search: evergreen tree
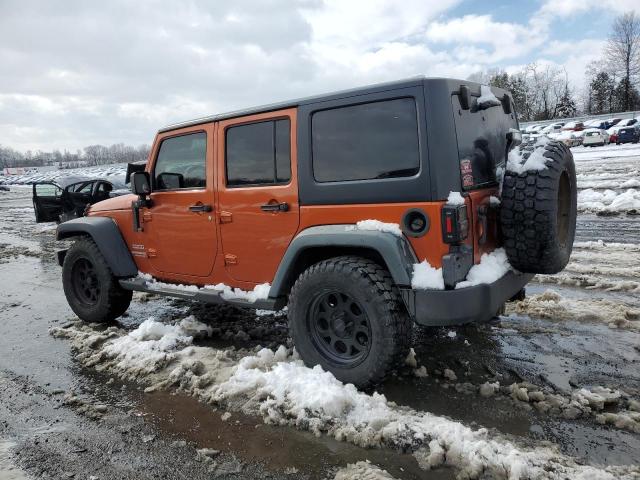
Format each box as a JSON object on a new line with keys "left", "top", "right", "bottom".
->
{"left": 556, "top": 85, "right": 577, "bottom": 118}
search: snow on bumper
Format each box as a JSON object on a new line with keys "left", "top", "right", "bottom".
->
{"left": 403, "top": 270, "right": 534, "bottom": 326}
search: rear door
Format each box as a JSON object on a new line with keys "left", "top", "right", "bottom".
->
{"left": 32, "top": 182, "right": 63, "bottom": 222}
{"left": 216, "top": 108, "right": 299, "bottom": 284}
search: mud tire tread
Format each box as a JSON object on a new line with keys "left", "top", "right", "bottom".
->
{"left": 500, "top": 140, "right": 577, "bottom": 274}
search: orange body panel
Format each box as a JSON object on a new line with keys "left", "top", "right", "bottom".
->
{"left": 298, "top": 203, "right": 450, "bottom": 267}
{"left": 215, "top": 109, "right": 300, "bottom": 284}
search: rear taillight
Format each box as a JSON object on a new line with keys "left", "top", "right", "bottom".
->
{"left": 441, "top": 204, "right": 469, "bottom": 244}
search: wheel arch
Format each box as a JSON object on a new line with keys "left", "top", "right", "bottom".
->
{"left": 56, "top": 217, "right": 138, "bottom": 278}
{"left": 269, "top": 225, "right": 418, "bottom": 299}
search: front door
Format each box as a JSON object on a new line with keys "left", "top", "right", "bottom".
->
{"left": 32, "top": 182, "right": 63, "bottom": 222}
{"left": 216, "top": 109, "right": 299, "bottom": 284}
{"left": 143, "top": 126, "right": 217, "bottom": 278}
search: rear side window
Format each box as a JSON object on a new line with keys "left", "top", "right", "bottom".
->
{"left": 311, "top": 98, "right": 420, "bottom": 182}
{"left": 226, "top": 119, "right": 291, "bottom": 187}
{"left": 154, "top": 132, "right": 207, "bottom": 190}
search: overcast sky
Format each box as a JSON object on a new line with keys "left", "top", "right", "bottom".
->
{"left": 1, "top": 0, "right": 640, "bottom": 152}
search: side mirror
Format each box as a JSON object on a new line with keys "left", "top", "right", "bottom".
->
{"left": 131, "top": 171, "right": 151, "bottom": 196}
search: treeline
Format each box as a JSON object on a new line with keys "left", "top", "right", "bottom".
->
{"left": 0, "top": 143, "right": 150, "bottom": 169}
{"left": 468, "top": 11, "right": 640, "bottom": 122}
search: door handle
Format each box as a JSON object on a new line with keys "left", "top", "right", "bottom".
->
{"left": 260, "top": 202, "right": 289, "bottom": 212}
{"left": 189, "top": 204, "right": 212, "bottom": 212}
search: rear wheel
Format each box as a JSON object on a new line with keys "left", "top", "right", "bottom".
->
{"left": 288, "top": 256, "right": 412, "bottom": 388}
{"left": 62, "top": 237, "right": 132, "bottom": 323}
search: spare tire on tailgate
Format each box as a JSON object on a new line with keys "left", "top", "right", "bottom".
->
{"left": 500, "top": 137, "right": 577, "bottom": 274}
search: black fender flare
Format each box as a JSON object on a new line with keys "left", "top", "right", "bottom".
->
{"left": 56, "top": 217, "right": 138, "bottom": 278}
{"left": 269, "top": 225, "right": 418, "bottom": 298}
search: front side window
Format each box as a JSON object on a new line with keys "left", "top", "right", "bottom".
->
{"left": 35, "top": 183, "right": 61, "bottom": 197}
{"left": 154, "top": 132, "right": 206, "bottom": 190}
{"left": 226, "top": 119, "right": 291, "bottom": 186}
{"left": 311, "top": 98, "right": 420, "bottom": 182}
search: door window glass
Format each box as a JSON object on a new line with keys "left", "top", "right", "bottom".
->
{"left": 226, "top": 119, "right": 291, "bottom": 187}
{"left": 311, "top": 98, "right": 420, "bottom": 182}
{"left": 154, "top": 132, "right": 207, "bottom": 190}
{"left": 35, "top": 184, "right": 61, "bottom": 196}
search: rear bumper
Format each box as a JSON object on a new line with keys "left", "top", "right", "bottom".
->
{"left": 401, "top": 271, "right": 534, "bottom": 326}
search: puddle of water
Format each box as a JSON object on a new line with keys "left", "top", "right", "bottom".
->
{"left": 0, "top": 440, "right": 31, "bottom": 480}
{"left": 139, "top": 390, "right": 454, "bottom": 480}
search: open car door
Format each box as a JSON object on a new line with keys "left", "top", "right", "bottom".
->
{"left": 32, "top": 182, "right": 63, "bottom": 222}
{"left": 59, "top": 180, "right": 96, "bottom": 223}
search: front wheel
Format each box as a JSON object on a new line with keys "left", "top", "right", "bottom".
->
{"left": 62, "top": 237, "right": 132, "bottom": 323}
{"left": 288, "top": 256, "right": 412, "bottom": 388}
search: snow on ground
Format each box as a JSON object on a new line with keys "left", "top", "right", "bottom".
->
{"left": 333, "top": 461, "right": 397, "bottom": 480}
{"left": 0, "top": 164, "right": 127, "bottom": 185}
{"left": 572, "top": 143, "right": 640, "bottom": 214}
{"left": 507, "top": 290, "right": 640, "bottom": 330}
{"left": 50, "top": 319, "right": 639, "bottom": 479}
{"left": 536, "top": 241, "right": 640, "bottom": 294}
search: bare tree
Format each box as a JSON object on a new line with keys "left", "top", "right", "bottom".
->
{"left": 605, "top": 11, "right": 640, "bottom": 111}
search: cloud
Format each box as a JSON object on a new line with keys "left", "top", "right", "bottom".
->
{"left": 0, "top": 0, "right": 631, "bottom": 151}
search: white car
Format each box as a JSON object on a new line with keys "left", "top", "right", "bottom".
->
{"left": 616, "top": 118, "right": 638, "bottom": 127}
{"left": 582, "top": 128, "right": 610, "bottom": 147}
{"left": 541, "top": 123, "right": 564, "bottom": 134}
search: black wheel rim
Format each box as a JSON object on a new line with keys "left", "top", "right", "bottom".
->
{"left": 307, "top": 290, "right": 371, "bottom": 367}
{"left": 71, "top": 258, "right": 101, "bottom": 306}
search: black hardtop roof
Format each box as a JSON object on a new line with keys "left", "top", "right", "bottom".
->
{"left": 159, "top": 76, "right": 479, "bottom": 134}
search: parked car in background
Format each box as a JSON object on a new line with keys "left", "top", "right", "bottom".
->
{"left": 582, "top": 128, "right": 610, "bottom": 147}
{"left": 616, "top": 118, "right": 638, "bottom": 128}
{"left": 551, "top": 130, "right": 581, "bottom": 147}
{"left": 524, "top": 124, "right": 543, "bottom": 133}
{"left": 541, "top": 122, "right": 564, "bottom": 134}
{"left": 587, "top": 120, "right": 609, "bottom": 130}
{"left": 33, "top": 176, "right": 127, "bottom": 223}
{"left": 616, "top": 125, "right": 640, "bottom": 144}
{"left": 608, "top": 126, "right": 621, "bottom": 144}
{"left": 562, "top": 121, "right": 585, "bottom": 131}
{"left": 606, "top": 118, "right": 622, "bottom": 128}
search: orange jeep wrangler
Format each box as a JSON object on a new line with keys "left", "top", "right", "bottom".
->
{"left": 56, "top": 78, "right": 577, "bottom": 387}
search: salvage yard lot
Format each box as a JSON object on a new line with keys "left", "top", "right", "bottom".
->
{"left": 0, "top": 143, "right": 639, "bottom": 479}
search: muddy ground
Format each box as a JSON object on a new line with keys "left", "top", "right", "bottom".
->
{"left": 0, "top": 184, "right": 639, "bottom": 479}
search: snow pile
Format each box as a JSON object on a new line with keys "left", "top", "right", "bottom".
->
{"left": 578, "top": 188, "right": 640, "bottom": 213}
{"left": 446, "top": 191, "right": 465, "bottom": 205}
{"left": 334, "top": 461, "right": 397, "bottom": 480}
{"left": 50, "top": 320, "right": 639, "bottom": 479}
{"left": 411, "top": 260, "right": 444, "bottom": 290}
{"left": 455, "top": 248, "right": 511, "bottom": 289}
{"left": 507, "top": 136, "right": 551, "bottom": 174}
{"left": 507, "top": 289, "right": 640, "bottom": 330}
{"left": 476, "top": 85, "right": 501, "bottom": 108}
{"left": 205, "top": 283, "right": 270, "bottom": 303}
{"left": 572, "top": 387, "right": 622, "bottom": 411}
{"left": 354, "top": 220, "right": 402, "bottom": 237}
